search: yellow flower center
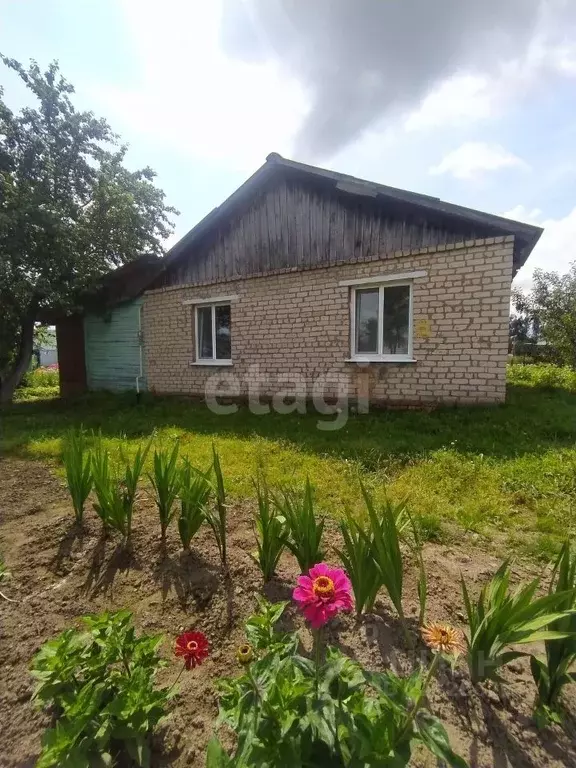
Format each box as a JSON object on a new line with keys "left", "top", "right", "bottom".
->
{"left": 186, "top": 640, "right": 199, "bottom": 652}
{"left": 313, "top": 575, "right": 335, "bottom": 599}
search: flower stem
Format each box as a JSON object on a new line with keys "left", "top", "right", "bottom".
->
{"left": 168, "top": 664, "right": 186, "bottom": 694}
{"left": 313, "top": 627, "right": 323, "bottom": 702}
{"left": 401, "top": 653, "right": 441, "bottom": 740}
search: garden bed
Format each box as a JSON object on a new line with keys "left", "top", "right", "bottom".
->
{"left": 1, "top": 457, "right": 575, "bottom": 767}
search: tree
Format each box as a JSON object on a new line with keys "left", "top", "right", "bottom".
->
{"left": 513, "top": 264, "right": 576, "bottom": 368}
{"left": 0, "top": 56, "right": 177, "bottom": 402}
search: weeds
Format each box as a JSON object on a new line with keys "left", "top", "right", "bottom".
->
{"left": 462, "top": 560, "right": 576, "bottom": 684}
{"left": 253, "top": 478, "right": 286, "bottom": 581}
{"left": 149, "top": 442, "right": 181, "bottom": 539}
{"left": 205, "top": 446, "right": 228, "bottom": 567}
{"left": 531, "top": 541, "right": 576, "bottom": 725}
{"left": 178, "top": 460, "right": 212, "bottom": 551}
{"left": 272, "top": 478, "right": 325, "bottom": 573}
{"left": 62, "top": 429, "right": 92, "bottom": 524}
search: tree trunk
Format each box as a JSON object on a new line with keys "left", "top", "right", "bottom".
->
{"left": 0, "top": 305, "right": 37, "bottom": 404}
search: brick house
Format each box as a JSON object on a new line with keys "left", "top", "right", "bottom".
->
{"left": 143, "top": 154, "right": 542, "bottom": 406}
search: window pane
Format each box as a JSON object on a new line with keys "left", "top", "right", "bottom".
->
{"left": 215, "top": 304, "right": 231, "bottom": 360}
{"left": 382, "top": 285, "right": 410, "bottom": 355}
{"left": 355, "top": 289, "right": 379, "bottom": 354}
{"left": 197, "top": 306, "right": 213, "bottom": 358}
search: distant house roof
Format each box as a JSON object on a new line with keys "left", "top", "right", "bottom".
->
{"left": 165, "top": 153, "right": 543, "bottom": 276}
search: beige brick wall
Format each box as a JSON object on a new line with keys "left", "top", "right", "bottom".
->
{"left": 143, "top": 236, "right": 514, "bottom": 405}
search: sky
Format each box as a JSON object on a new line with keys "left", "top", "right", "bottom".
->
{"left": 1, "top": 0, "right": 576, "bottom": 289}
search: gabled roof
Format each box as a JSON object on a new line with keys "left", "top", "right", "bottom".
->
{"left": 165, "top": 153, "right": 543, "bottom": 275}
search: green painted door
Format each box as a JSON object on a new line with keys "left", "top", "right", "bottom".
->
{"left": 84, "top": 299, "right": 146, "bottom": 392}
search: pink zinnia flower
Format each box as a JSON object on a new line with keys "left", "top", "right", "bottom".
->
{"left": 293, "top": 563, "right": 354, "bottom": 629}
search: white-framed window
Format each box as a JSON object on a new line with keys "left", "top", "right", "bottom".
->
{"left": 194, "top": 302, "right": 232, "bottom": 364}
{"left": 349, "top": 281, "right": 414, "bottom": 362}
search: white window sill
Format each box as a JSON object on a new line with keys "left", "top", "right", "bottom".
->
{"left": 345, "top": 357, "right": 417, "bottom": 364}
{"left": 191, "top": 360, "right": 233, "bottom": 366}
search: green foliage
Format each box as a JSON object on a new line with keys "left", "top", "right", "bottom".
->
{"left": 30, "top": 610, "right": 169, "bottom": 768}
{"left": 178, "top": 459, "right": 212, "bottom": 551}
{"left": 513, "top": 265, "right": 576, "bottom": 369}
{"left": 92, "top": 439, "right": 149, "bottom": 541}
{"left": 461, "top": 560, "right": 576, "bottom": 683}
{"left": 211, "top": 602, "right": 467, "bottom": 768}
{"left": 357, "top": 483, "right": 410, "bottom": 637}
{"left": 530, "top": 541, "right": 576, "bottom": 725}
{"left": 507, "top": 361, "right": 576, "bottom": 392}
{"left": 272, "top": 478, "right": 325, "bottom": 573}
{"left": 253, "top": 478, "right": 286, "bottom": 581}
{"left": 62, "top": 429, "right": 92, "bottom": 523}
{"left": 334, "top": 510, "right": 382, "bottom": 615}
{"left": 205, "top": 446, "right": 228, "bottom": 566}
{"left": 25, "top": 367, "right": 59, "bottom": 387}
{"left": 149, "top": 442, "right": 181, "bottom": 538}
{"left": 0, "top": 56, "right": 177, "bottom": 401}
{"left": 244, "top": 598, "right": 298, "bottom": 657}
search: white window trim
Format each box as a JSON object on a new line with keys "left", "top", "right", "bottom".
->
{"left": 349, "top": 281, "right": 415, "bottom": 363}
{"left": 182, "top": 294, "right": 239, "bottom": 306}
{"left": 339, "top": 270, "right": 426, "bottom": 288}
{"left": 193, "top": 301, "right": 232, "bottom": 365}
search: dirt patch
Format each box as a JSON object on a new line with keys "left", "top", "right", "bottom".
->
{"left": 0, "top": 458, "right": 575, "bottom": 767}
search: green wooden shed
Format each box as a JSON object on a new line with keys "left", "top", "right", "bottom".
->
{"left": 84, "top": 298, "right": 146, "bottom": 392}
{"left": 53, "top": 256, "right": 163, "bottom": 397}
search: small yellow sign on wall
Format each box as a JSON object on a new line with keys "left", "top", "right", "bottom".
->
{"left": 415, "top": 319, "right": 431, "bottom": 339}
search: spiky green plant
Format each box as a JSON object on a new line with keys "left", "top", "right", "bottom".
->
{"left": 178, "top": 460, "right": 212, "bottom": 551}
{"left": 62, "top": 429, "right": 93, "bottom": 523}
{"left": 462, "top": 559, "right": 576, "bottom": 684}
{"left": 205, "top": 446, "right": 228, "bottom": 567}
{"left": 92, "top": 440, "right": 149, "bottom": 543}
{"left": 334, "top": 510, "right": 382, "bottom": 615}
{"left": 530, "top": 541, "right": 576, "bottom": 725}
{"left": 272, "top": 477, "right": 325, "bottom": 573}
{"left": 149, "top": 443, "right": 181, "bottom": 539}
{"left": 253, "top": 478, "right": 286, "bottom": 582}
{"left": 357, "top": 483, "right": 411, "bottom": 642}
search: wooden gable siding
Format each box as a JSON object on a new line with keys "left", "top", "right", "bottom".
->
{"left": 84, "top": 298, "right": 146, "bottom": 392}
{"left": 162, "top": 178, "right": 490, "bottom": 288}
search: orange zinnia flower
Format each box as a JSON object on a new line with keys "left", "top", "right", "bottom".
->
{"left": 421, "top": 623, "right": 466, "bottom": 657}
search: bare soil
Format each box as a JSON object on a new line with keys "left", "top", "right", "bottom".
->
{"left": 0, "top": 457, "right": 575, "bottom": 767}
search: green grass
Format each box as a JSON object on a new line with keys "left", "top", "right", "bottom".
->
{"left": 3, "top": 363, "right": 576, "bottom": 557}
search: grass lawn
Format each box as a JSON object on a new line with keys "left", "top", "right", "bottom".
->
{"left": 4, "top": 363, "right": 576, "bottom": 558}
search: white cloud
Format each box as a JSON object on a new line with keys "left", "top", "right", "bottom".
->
{"left": 430, "top": 142, "right": 527, "bottom": 179}
{"left": 508, "top": 206, "right": 576, "bottom": 289}
{"left": 405, "top": 74, "right": 493, "bottom": 132}
{"left": 88, "top": 0, "right": 308, "bottom": 172}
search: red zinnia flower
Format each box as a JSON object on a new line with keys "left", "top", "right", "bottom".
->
{"left": 174, "top": 630, "right": 209, "bottom": 670}
{"left": 293, "top": 563, "right": 354, "bottom": 629}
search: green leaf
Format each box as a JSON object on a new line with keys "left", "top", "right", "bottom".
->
{"left": 206, "top": 737, "right": 233, "bottom": 767}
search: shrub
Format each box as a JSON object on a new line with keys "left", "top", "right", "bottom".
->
{"left": 31, "top": 610, "right": 169, "bottom": 768}
{"left": 205, "top": 446, "right": 228, "bottom": 567}
{"left": 149, "top": 442, "right": 181, "bottom": 539}
{"left": 462, "top": 560, "right": 576, "bottom": 684}
{"left": 531, "top": 541, "right": 576, "bottom": 725}
{"left": 272, "top": 478, "right": 325, "bottom": 573}
{"left": 26, "top": 366, "right": 59, "bottom": 388}
{"left": 178, "top": 460, "right": 212, "bottom": 551}
{"left": 209, "top": 601, "right": 466, "bottom": 768}
{"left": 62, "top": 429, "right": 92, "bottom": 524}
{"left": 253, "top": 478, "right": 286, "bottom": 581}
